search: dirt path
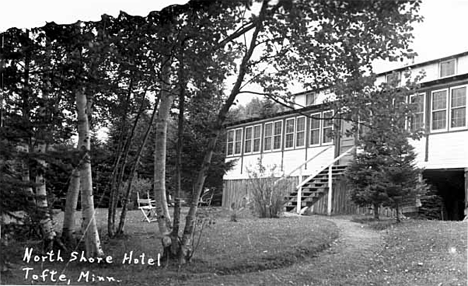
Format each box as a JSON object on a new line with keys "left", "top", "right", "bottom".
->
{"left": 186, "top": 216, "right": 385, "bottom": 286}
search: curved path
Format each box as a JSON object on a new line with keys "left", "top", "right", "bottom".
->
{"left": 186, "top": 216, "right": 384, "bottom": 285}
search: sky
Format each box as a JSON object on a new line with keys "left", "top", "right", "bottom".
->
{"left": 1, "top": 0, "right": 468, "bottom": 102}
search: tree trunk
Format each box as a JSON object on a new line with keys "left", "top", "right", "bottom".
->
{"left": 154, "top": 56, "right": 173, "bottom": 252}
{"left": 76, "top": 88, "right": 104, "bottom": 258}
{"left": 62, "top": 168, "right": 80, "bottom": 243}
{"left": 373, "top": 203, "right": 380, "bottom": 220}
{"left": 108, "top": 79, "right": 134, "bottom": 237}
{"left": 178, "top": 1, "right": 269, "bottom": 264}
{"left": 170, "top": 51, "right": 186, "bottom": 258}
{"left": 116, "top": 96, "right": 160, "bottom": 235}
{"left": 34, "top": 142, "right": 57, "bottom": 244}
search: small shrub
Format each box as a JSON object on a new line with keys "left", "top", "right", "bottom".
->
{"left": 246, "top": 160, "right": 291, "bottom": 218}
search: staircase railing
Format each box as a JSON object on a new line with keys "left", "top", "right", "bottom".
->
{"left": 274, "top": 145, "right": 333, "bottom": 185}
{"left": 296, "top": 146, "right": 355, "bottom": 189}
{"left": 295, "top": 146, "right": 356, "bottom": 215}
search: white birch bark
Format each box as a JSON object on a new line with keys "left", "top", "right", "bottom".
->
{"left": 154, "top": 57, "right": 173, "bottom": 243}
{"left": 62, "top": 168, "right": 80, "bottom": 242}
{"left": 34, "top": 142, "right": 57, "bottom": 241}
{"left": 75, "top": 88, "right": 104, "bottom": 257}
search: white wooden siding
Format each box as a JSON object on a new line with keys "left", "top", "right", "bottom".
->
{"left": 424, "top": 131, "right": 468, "bottom": 169}
{"left": 458, "top": 55, "right": 468, "bottom": 74}
{"left": 409, "top": 137, "right": 427, "bottom": 168}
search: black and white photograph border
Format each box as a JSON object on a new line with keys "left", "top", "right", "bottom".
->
{"left": 1, "top": 0, "right": 467, "bottom": 285}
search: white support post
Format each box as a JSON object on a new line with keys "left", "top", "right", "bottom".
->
{"left": 327, "top": 165, "right": 333, "bottom": 216}
{"left": 297, "top": 187, "right": 302, "bottom": 214}
{"left": 297, "top": 167, "right": 302, "bottom": 214}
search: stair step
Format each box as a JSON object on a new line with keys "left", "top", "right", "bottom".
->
{"left": 303, "top": 183, "right": 327, "bottom": 189}
{"left": 285, "top": 165, "right": 348, "bottom": 213}
{"left": 286, "top": 191, "right": 325, "bottom": 202}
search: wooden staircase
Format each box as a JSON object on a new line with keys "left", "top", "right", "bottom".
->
{"left": 284, "top": 165, "right": 347, "bottom": 212}
{"left": 276, "top": 146, "right": 355, "bottom": 215}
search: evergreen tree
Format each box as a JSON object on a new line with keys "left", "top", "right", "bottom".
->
{"left": 345, "top": 79, "right": 426, "bottom": 221}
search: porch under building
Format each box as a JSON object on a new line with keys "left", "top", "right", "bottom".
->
{"left": 422, "top": 169, "right": 466, "bottom": 221}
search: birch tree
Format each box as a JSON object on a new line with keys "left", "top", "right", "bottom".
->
{"left": 62, "top": 168, "right": 80, "bottom": 243}
{"left": 75, "top": 88, "right": 104, "bottom": 257}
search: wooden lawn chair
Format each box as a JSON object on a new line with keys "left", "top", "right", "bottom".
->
{"left": 137, "top": 192, "right": 157, "bottom": 222}
{"left": 198, "top": 188, "right": 214, "bottom": 207}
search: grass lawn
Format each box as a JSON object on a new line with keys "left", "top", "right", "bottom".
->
{"left": 369, "top": 219, "right": 467, "bottom": 286}
{"left": 1, "top": 209, "right": 466, "bottom": 285}
{"left": 1, "top": 208, "right": 338, "bottom": 285}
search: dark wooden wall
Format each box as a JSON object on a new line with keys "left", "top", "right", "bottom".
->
{"left": 223, "top": 177, "right": 416, "bottom": 217}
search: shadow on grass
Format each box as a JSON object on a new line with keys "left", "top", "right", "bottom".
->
{"left": 2, "top": 209, "right": 339, "bottom": 285}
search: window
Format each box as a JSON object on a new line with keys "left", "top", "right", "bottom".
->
{"left": 273, "top": 121, "right": 283, "bottom": 150}
{"left": 450, "top": 86, "right": 466, "bottom": 128}
{"left": 409, "top": 94, "right": 425, "bottom": 132}
{"left": 306, "top": 93, "right": 318, "bottom": 105}
{"left": 386, "top": 72, "right": 400, "bottom": 86}
{"left": 285, "top": 118, "right": 295, "bottom": 149}
{"left": 296, "top": 116, "right": 306, "bottom": 147}
{"left": 244, "top": 125, "right": 262, "bottom": 154}
{"left": 226, "top": 128, "right": 242, "bottom": 156}
{"left": 244, "top": 126, "right": 252, "bottom": 153}
{"left": 234, "top": 129, "right": 242, "bottom": 155}
{"left": 253, "top": 125, "right": 262, "bottom": 153}
{"left": 439, "top": 59, "right": 456, "bottom": 78}
{"left": 264, "top": 123, "right": 273, "bottom": 151}
{"left": 431, "top": 90, "right": 448, "bottom": 131}
{"left": 226, "top": 130, "right": 234, "bottom": 156}
{"left": 310, "top": 113, "right": 320, "bottom": 145}
{"left": 322, "top": 111, "right": 334, "bottom": 144}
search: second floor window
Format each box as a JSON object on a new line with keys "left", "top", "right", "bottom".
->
{"left": 439, "top": 59, "right": 456, "bottom": 78}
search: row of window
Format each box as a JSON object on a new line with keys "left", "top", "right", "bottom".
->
{"left": 409, "top": 85, "right": 467, "bottom": 132}
{"left": 226, "top": 111, "right": 334, "bottom": 156}
{"left": 227, "top": 84, "right": 467, "bottom": 157}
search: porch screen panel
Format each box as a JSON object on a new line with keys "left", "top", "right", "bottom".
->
{"left": 322, "top": 111, "right": 333, "bottom": 144}
{"left": 273, "top": 121, "right": 283, "bottom": 150}
{"left": 431, "top": 90, "right": 447, "bottom": 130}
{"left": 226, "top": 130, "right": 234, "bottom": 156}
{"left": 264, "top": 123, "right": 273, "bottom": 151}
{"left": 410, "top": 94, "right": 425, "bottom": 131}
{"left": 244, "top": 126, "right": 252, "bottom": 153}
{"left": 234, "top": 129, "right": 242, "bottom": 155}
{"left": 310, "top": 113, "right": 320, "bottom": 145}
{"left": 285, "top": 118, "right": 295, "bottom": 149}
{"left": 253, "top": 125, "right": 261, "bottom": 153}
{"left": 450, "top": 86, "right": 466, "bottom": 128}
{"left": 296, "top": 117, "right": 305, "bottom": 147}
